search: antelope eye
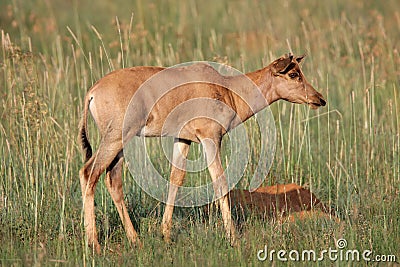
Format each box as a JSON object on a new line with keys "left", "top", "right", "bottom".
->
{"left": 289, "top": 72, "right": 299, "bottom": 79}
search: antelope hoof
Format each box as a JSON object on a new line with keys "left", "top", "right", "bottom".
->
{"left": 229, "top": 234, "right": 238, "bottom": 247}
{"left": 161, "top": 222, "right": 173, "bottom": 243}
{"left": 89, "top": 241, "right": 101, "bottom": 255}
{"left": 132, "top": 237, "right": 143, "bottom": 249}
{"left": 162, "top": 230, "right": 172, "bottom": 244}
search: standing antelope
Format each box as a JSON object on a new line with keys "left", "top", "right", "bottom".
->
{"left": 79, "top": 54, "right": 326, "bottom": 253}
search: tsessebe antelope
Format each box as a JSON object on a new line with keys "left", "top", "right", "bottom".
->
{"left": 79, "top": 54, "right": 326, "bottom": 253}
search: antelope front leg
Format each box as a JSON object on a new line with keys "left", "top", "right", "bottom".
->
{"left": 202, "top": 138, "right": 237, "bottom": 246}
{"left": 161, "top": 139, "right": 191, "bottom": 243}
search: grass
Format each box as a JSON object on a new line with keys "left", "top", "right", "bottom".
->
{"left": 0, "top": 0, "right": 399, "bottom": 265}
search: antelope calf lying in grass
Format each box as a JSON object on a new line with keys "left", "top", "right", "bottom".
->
{"left": 79, "top": 54, "right": 326, "bottom": 253}
{"left": 228, "top": 183, "right": 337, "bottom": 223}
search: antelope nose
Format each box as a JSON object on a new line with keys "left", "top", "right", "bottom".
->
{"left": 319, "top": 97, "right": 326, "bottom": 106}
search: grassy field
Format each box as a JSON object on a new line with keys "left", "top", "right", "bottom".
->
{"left": 0, "top": 0, "right": 399, "bottom": 265}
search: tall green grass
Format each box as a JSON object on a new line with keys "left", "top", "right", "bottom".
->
{"left": 0, "top": 0, "right": 399, "bottom": 265}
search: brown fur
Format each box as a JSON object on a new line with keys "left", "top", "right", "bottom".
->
{"left": 229, "top": 184, "right": 336, "bottom": 219}
{"left": 254, "top": 183, "right": 303, "bottom": 194}
{"left": 78, "top": 54, "right": 326, "bottom": 253}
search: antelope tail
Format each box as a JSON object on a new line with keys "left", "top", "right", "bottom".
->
{"left": 79, "top": 95, "right": 93, "bottom": 162}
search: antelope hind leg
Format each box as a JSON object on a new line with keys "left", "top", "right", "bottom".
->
{"left": 105, "top": 151, "right": 141, "bottom": 248}
{"left": 79, "top": 140, "right": 122, "bottom": 254}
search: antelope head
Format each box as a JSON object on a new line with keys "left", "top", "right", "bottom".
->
{"left": 270, "top": 54, "right": 326, "bottom": 109}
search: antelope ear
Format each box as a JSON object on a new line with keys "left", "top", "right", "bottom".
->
{"left": 272, "top": 55, "right": 293, "bottom": 74}
{"left": 295, "top": 54, "right": 306, "bottom": 63}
